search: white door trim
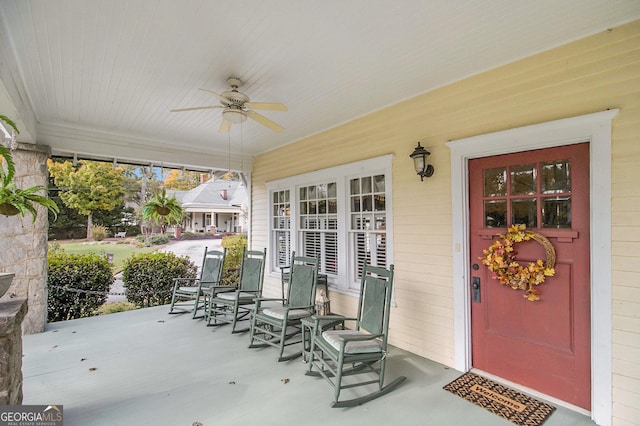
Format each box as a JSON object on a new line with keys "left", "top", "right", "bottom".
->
{"left": 446, "top": 109, "right": 619, "bottom": 426}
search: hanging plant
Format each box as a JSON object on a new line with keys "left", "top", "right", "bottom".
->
{"left": 479, "top": 224, "right": 556, "bottom": 301}
{"left": 141, "top": 188, "right": 183, "bottom": 233}
{"left": 0, "top": 116, "right": 59, "bottom": 222}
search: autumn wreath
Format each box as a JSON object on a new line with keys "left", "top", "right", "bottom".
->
{"left": 479, "top": 224, "right": 556, "bottom": 301}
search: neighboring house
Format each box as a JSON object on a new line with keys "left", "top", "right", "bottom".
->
{"left": 169, "top": 178, "right": 247, "bottom": 234}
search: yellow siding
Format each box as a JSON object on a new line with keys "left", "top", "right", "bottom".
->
{"left": 251, "top": 20, "right": 640, "bottom": 421}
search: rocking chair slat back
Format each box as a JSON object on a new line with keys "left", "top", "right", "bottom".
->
{"left": 288, "top": 255, "right": 318, "bottom": 307}
{"left": 360, "top": 276, "right": 388, "bottom": 336}
{"left": 201, "top": 250, "right": 225, "bottom": 283}
{"left": 239, "top": 252, "right": 266, "bottom": 292}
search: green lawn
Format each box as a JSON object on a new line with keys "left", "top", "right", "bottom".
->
{"left": 51, "top": 241, "right": 158, "bottom": 273}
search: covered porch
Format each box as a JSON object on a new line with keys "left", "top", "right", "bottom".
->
{"left": 22, "top": 306, "right": 595, "bottom": 425}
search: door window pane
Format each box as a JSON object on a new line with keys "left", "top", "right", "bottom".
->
{"left": 542, "top": 160, "right": 571, "bottom": 194}
{"left": 484, "top": 200, "right": 506, "bottom": 228}
{"left": 542, "top": 197, "right": 572, "bottom": 228}
{"left": 512, "top": 198, "right": 536, "bottom": 227}
{"left": 510, "top": 164, "right": 536, "bottom": 195}
{"left": 484, "top": 168, "right": 507, "bottom": 197}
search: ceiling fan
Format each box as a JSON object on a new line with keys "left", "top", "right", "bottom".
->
{"left": 170, "top": 77, "right": 287, "bottom": 133}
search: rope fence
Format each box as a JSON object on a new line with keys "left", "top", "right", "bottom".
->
{"left": 47, "top": 285, "right": 172, "bottom": 297}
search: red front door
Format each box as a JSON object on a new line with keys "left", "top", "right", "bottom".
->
{"left": 469, "top": 143, "right": 591, "bottom": 409}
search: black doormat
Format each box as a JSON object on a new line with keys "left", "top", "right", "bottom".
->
{"left": 443, "top": 372, "right": 556, "bottom": 426}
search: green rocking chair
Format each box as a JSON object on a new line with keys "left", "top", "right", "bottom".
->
{"left": 206, "top": 247, "right": 267, "bottom": 332}
{"left": 305, "top": 264, "right": 406, "bottom": 407}
{"left": 168, "top": 247, "right": 226, "bottom": 318}
{"left": 248, "top": 254, "right": 318, "bottom": 361}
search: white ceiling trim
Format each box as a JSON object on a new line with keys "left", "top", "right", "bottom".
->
{"left": 37, "top": 123, "right": 252, "bottom": 172}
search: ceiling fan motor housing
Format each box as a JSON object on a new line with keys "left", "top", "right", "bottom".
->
{"left": 221, "top": 90, "right": 249, "bottom": 107}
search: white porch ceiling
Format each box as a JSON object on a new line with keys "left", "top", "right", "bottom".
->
{"left": 0, "top": 0, "right": 638, "bottom": 172}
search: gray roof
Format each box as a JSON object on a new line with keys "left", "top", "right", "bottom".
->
{"left": 167, "top": 179, "right": 246, "bottom": 209}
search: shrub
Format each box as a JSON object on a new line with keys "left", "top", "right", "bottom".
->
{"left": 96, "top": 301, "right": 138, "bottom": 315}
{"left": 122, "top": 252, "right": 197, "bottom": 307}
{"left": 135, "top": 234, "right": 171, "bottom": 247}
{"left": 221, "top": 234, "right": 247, "bottom": 286}
{"left": 92, "top": 225, "right": 108, "bottom": 241}
{"left": 48, "top": 241, "right": 63, "bottom": 254}
{"left": 47, "top": 252, "right": 114, "bottom": 322}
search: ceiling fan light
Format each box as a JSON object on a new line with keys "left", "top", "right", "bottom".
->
{"left": 222, "top": 108, "right": 247, "bottom": 124}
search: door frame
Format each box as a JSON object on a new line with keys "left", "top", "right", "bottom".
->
{"left": 446, "top": 109, "right": 619, "bottom": 426}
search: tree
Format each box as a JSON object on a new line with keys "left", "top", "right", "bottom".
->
{"left": 47, "top": 159, "right": 125, "bottom": 239}
{"left": 163, "top": 169, "right": 205, "bottom": 190}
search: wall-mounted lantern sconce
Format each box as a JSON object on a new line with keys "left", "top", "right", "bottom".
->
{"left": 409, "top": 142, "right": 434, "bottom": 181}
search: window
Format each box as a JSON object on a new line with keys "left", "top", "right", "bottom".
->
{"left": 267, "top": 155, "right": 392, "bottom": 294}
{"left": 482, "top": 159, "right": 572, "bottom": 229}
{"left": 272, "top": 189, "right": 291, "bottom": 269}
{"left": 349, "top": 175, "right": 387, "bottom": 288}
{"left": 299, "top": 183, "right": 338, "bottom": 275}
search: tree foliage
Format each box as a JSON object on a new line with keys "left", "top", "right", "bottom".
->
{"left": 163, "top": 169, "right": 204, "bottom": 190}
{"left": 48, "top": 159, "right": 125, "bottom": 239}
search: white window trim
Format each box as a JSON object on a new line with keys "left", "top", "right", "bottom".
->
{"left": 267, "top": 154, "right": 394, "bottom": 296}
{"left": 447, "top": 109, "right": 618, "bottom": 426}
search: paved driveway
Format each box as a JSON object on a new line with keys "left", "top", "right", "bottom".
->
{"left": 158, "top": 238, "right": 222, "bottom": 261}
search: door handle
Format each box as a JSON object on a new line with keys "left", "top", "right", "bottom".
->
{"left": 472, "top": 277, "right": 481, "bottom": 303}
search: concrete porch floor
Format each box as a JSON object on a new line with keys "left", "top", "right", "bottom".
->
{"left": 22, "top": 306, "right": 596, "bottom": 426}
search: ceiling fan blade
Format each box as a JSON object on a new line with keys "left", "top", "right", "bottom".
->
{"left": 170, "top": 106, "right": 221, "bottom": 112}
{"left": 219, "top": 118, "right": 232, "bottom": 133}
{"left": 246, "top": 110, "right": 284, "bottom": 132}
{"left": 200, "top": 88, "right": 229, "bottom": 103}
{"left": 245, "top": 102, "right": 288, "bottom": 112}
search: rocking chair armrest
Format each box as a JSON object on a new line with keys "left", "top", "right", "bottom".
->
{"left": 338, "top": 333, "right": 383, "bottom": 342}
{"left": 173, "top": 277, "right": 197, "bottom": 283}
{"left": 311, "top": 314, "right": 354, "bottom": 322}
{"left": 253, "top": 297, "right": 286, "bottom": 309}
{"left": 172, "top": 277, "right": 198, "bottom": 288}
{"left": 285, "top": 304, "right": 314, "bottom": 311}
{"left": 209, "top": 285, "right": 235, "bottom": 291}
{"left": 255, "top": 297, "right": 286, "bottom": 302}
{"left": 203, "top": 285, "right": 235, "bottom": 295}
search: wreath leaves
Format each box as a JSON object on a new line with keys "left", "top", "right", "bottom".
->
{"left": 480, "top": 224, "right": 555, "bottom": 301}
